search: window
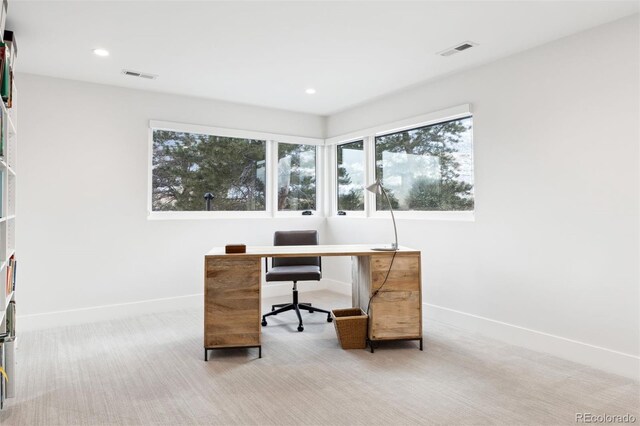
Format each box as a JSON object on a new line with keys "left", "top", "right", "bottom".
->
{"left": 336, "top": 140, "right": 365, "bottom": 211}
{"left": 151, "top": 107, "right": 473, "bottom": 219}
{"left": 374, "top": 117, "right": 473, "bottom": 211}
{"left": 152, "top": 130, "right": 266, "bottom": 211}
{"left": 277, "top": 143, "right": 317, "bottom": 211}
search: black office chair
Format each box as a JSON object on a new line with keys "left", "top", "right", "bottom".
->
{"left": 261, "top": 230, "right": 333, "bottom": 332}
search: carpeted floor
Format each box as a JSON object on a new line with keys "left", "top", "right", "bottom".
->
{"left": 1, "top": 291, "right": 638, "bottom": 425}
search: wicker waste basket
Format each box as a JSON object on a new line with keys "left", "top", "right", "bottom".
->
{"left": 332, "top": 308, "right": 368, "bottom": 349}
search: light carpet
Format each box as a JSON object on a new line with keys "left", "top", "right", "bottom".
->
{"left": 1, "top": 291, "right": 637, "bottom": 425}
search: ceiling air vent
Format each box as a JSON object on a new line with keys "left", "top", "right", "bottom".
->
{"left": 437, "top": 41, "right": 478, "bottom": 57}
{"left": 121, "top": 69, "right": 158, "bottom": 80}
{"left": 455, "top": 43, "right": 474, "bottom": 51}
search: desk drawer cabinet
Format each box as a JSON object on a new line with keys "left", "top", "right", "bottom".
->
{"left": 353, "top": 253, "right": 422, "bottom": 342}
{"left": 204, "top": 256, "right": 261, "bottom": 349}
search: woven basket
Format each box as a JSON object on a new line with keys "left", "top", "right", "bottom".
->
{"left": 332, "top": 308, "right": 368, "bottom": 349}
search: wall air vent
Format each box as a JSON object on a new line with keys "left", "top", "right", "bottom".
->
{"left": 437, "top": 41, "right": 478, "bottom": 57}
{"left": 121, "top": 69, "right": 158, "bottom": 80}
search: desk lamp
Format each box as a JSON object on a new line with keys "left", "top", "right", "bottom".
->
{"left": 365, "top": 179, "right": 398, "bottom": 251}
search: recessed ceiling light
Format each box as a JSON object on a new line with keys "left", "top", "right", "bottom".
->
{"left": 93, "top": 48, "right": 110, "bottom": 57}
{"left": 305, "top": 88, "right": 316, "bottom": 95}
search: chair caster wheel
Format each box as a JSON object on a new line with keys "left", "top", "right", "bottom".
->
{"left": 327, "top": 315, "right": 333, "bottom": 323}
{"left": 309, "top": 310, "right": 314, "bottom": 313}
{"left": 261, "top": 319, "right": 267, "bottom": 326}
{"left": 297, "top": 325, "right": 304, "bottom": 332}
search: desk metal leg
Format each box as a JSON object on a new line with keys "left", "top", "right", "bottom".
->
{"left": 204, "top": 346, "right": 262, "bottom": 360}
{"left": 368, "top": 338, "right": 423, "bottom": 353}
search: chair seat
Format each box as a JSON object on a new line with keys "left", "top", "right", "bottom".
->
{"left": 266, "top": 265, "right": 321, "bottom": 282}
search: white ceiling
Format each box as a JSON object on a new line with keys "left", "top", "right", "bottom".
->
{"left": 8, "top": 1, "right": 639, "bottom": 115}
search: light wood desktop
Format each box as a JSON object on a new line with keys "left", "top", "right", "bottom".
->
{"left": 203, "top": 244, "right": 422, "bottom": 360}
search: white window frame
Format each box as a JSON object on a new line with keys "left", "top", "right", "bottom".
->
{"left": 331, "top": 138, "right": 368, "bottom": 218}
{"left": 273, "top": 140, "right": 323, "bottom": 218}
{"left": 325, "top": 104, "right": 475, "bottom": 221}
{"left": 148, "top": 104, "right": 474, "bottom": 221}
{"left": 148, "top": 120, "right": 323, "bottom": 219}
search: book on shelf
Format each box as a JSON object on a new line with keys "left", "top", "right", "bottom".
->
{"left": 4, "top": 256, "right": 8, "bottom": 296}
{"left": 3, "top": 69, "right": 11, "bottom": 108}
{"left": 2, "top": 30, "right": 15, "bottom": 72}
{"left": 4, "top": 259, "right": 8, "bottom": 296}
{"left": 4, "top": 301, "right": 14, "bottom": 340}
{"left": 4, "top": 30, "right": 18, "bottom": 73}
{"left": 0, "top": 108, "right": 4, "bottom": 158}
{"left": 5, "top": 255, "right": 13, "bottom": 297}
{"left": 0, "top": 170, "right": 3, "bottom": 218}
{"left": 0, "top": 45, "right": 8, "bottom": 106}
{"left": 0, "top": 44, "right": 4, "bottom": 104}
{"left": 1, "top": 30, "right": 15, "bottom": 108}
{"left": 0, "top": 342, "right": 5, "bottom": 409}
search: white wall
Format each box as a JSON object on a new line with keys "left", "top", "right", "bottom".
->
{"left": 325, "top": 15, "right": 639, "bottom": 378}
{"left": 16, "top": 74, "right": 328, "bottom": 321}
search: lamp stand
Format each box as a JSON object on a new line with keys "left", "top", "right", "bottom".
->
{"left": 372, "top": 185, "right": 398, "bottom": 251}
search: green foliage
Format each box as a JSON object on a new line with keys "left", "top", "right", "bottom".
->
{"left": 337, "top": 141, "right": 364, "bottom": 211}
{"left": 337, "top": 183, "right": 364, "bottom": 211}
{"left": 152, "top": 130, "right": 266, "bottom": 211}
{"left": 406, "top": 177, "right": 474, "bottom": 210}
{"left": 375, "top": 189, "right": 400, "bottom": 210}
{"left": 375, "top": 118, "right": 473, "bottom": 211}
{"left": 277, "top": 143, "right": 316, "bottom": 210}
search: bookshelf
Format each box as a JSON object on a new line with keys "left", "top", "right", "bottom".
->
{"left": 0, "top": 77, "right": 16, "bottom": 408}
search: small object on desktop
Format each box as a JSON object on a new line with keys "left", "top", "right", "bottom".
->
{"left": 225, "top": 244, "right": 246, "bottom": 254}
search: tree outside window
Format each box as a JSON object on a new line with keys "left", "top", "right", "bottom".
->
{"left": 152, "top": 130, "right": 266, "bottom": 211}
{"left": 277, "top": 143, "right": 317, "bottom": 211}
{"left": 374, "top": 117, "right": 474, "bottom": 211}
{"left": 337, "top": 140, "right": 365, "bottom": 211}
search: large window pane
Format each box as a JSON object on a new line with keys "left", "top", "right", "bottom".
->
{"left": 152, "top": 130, "right": 266, "bottom": 211}
{"left": 278, "top": 143, "right": 316, "bottom": 211}
{"left": 374, "top": 117, "right": 474, "bottom": 211}
{"left": 337, "top": 140, "right": 364, "bottom": 211}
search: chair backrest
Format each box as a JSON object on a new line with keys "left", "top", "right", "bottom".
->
{"left": 272, "top": 230, "right": 320, "bottom": 268}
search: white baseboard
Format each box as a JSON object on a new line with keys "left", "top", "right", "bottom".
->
{"left": 424, "top": 302, "right": 640, "bottom": 380}
{"left": 321, "top": 278, "right": 352, "bottom": 296}
{"left": 18, "top": 293, "right": 204, "bottom": 332}
{"left": 261, "top": 279, "right": 350, "bottom": 298}
{"left": 17, "top": 280, "right": 350, "bottom": 332}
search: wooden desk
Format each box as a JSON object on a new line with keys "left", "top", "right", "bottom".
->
{"left": 204, "top": 245, "right": 422, "bottom": 359}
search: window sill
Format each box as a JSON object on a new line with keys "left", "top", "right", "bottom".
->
{"left": 147, "top": 210, "right": 474, "bottom": 221}
{"left": 147, "top": 211, "right": 323, "bottom": 220}
{"left": 274, "top": 211, "right": 318, "bottom": 218}
{"left": 330, "top": 210, "right": 475, "bottom": 222}
{"left": 332, "top": 211, "right": 366, "bottom": 218}
{"left": 148, "top": 211, "right": 272, "bottom": 220}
